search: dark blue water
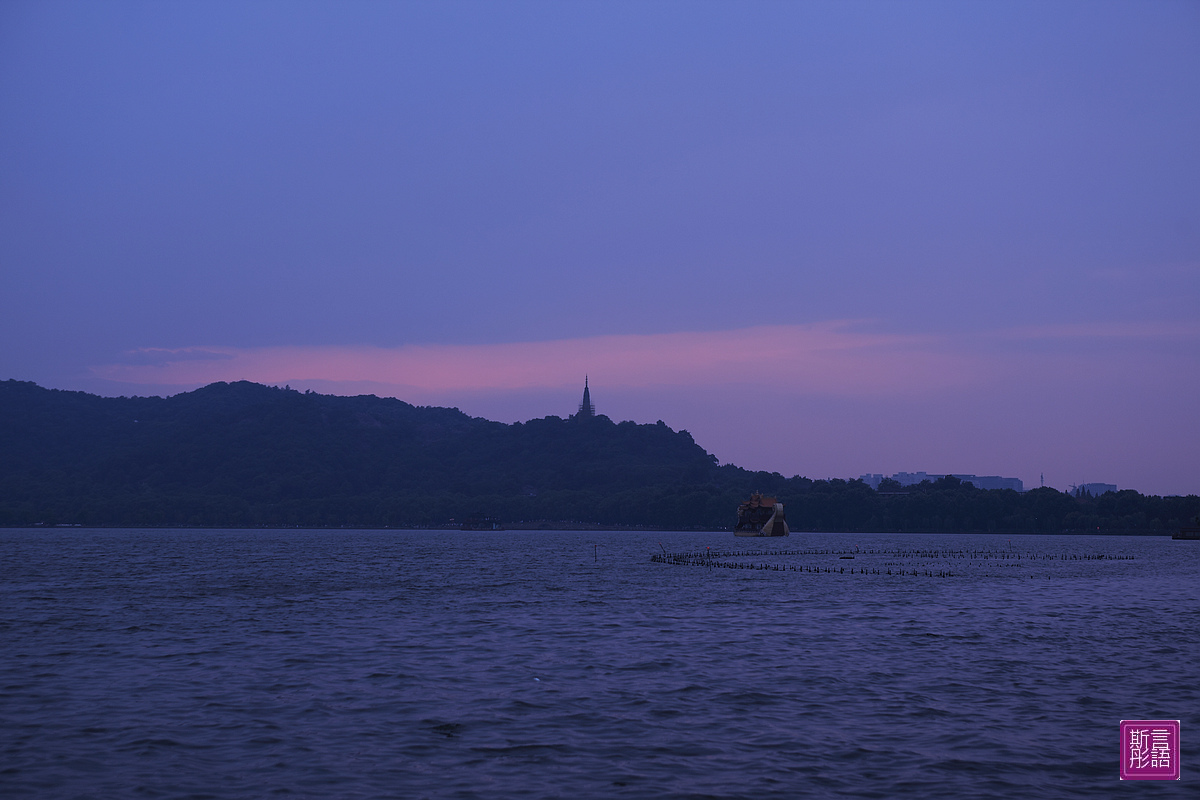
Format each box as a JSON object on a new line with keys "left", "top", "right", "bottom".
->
{"left": 2, "top": 529, "right": 1197, "bottom": 798}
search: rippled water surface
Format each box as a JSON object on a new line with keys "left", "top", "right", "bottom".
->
{"left": 2, "top": 528, "right": 1198, "bottom": 798}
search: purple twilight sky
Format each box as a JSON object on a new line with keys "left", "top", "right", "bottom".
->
{"left": 2, "top": 1, "right": 1198, "bottom": 495}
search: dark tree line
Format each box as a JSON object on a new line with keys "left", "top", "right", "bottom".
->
{"left": 1, "top": 379, "right": 1196, "bottom": 533}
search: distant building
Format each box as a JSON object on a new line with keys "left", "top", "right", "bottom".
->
{"left": 860, "top": 474, "right": 884, "bottom": 488}
{"left": 576, "top": 376, "right": 595, "bottom": 418}
{"left": 1074, "top": 482, "right": 1117, "bottom": 497}
{"left": 954, "top": 475, "right": 1024, "bottom": 492}
{"left": 859, "top": 472, "right": 1024, "bottom": 492}
{"left": 893, "top": 472, "right": 932, "bottom": 487}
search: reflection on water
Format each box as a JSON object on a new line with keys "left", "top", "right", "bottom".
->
{"left": 1, "top": 529, "right": 1197, "bottom": 798}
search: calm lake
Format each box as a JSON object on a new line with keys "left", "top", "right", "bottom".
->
{"left": 2, "top": 528, "right": 1197, "bottom": 798}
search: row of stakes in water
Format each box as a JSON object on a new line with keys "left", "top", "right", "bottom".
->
{"left": 658, "top": 547, "right": 1134, "bottom": 561}
{"left": 650, "top": 552, "right": 953, "bottom": 576}
{"left": 651, "top": 546, "right": 1134, "bottom": 578}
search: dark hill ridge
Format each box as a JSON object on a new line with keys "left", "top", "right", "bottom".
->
{"left": 1, "top": 379, "right": 1196, "bottom": 532}
{"left": 0, "top": 379, "right": 735, "bottom": 527}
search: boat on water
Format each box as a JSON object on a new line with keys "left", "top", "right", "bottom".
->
{"left": 1174, "top": 515, "right": 1200, "bottom": 540}
{"left": 735, "top": 493, "right": 789, "bottom": 537}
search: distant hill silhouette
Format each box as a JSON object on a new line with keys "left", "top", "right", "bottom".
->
{"left": 1, "top": 379, "right": 1196, "bottom": 532}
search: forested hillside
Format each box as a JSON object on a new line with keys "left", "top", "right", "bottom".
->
{"left": 1, "top": 379, "right": 1196, "bottom": 532}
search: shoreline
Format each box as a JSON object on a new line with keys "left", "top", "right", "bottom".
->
{"left": 1, "top": 524, "right": 1182, "bottom": 536}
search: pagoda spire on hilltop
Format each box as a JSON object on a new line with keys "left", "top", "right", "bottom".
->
{"left": 577, "top": 376, "right": 595, "bottom": 417}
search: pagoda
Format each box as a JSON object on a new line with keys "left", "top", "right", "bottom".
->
{"left": 577, "top": 376, "right": 595, "bottom": 417}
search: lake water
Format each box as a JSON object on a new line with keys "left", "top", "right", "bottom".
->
{"left": 2, "top": 528, "right": 1197, "bottom": 798}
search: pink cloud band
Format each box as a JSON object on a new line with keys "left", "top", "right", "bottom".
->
{"left": 92, "top": 323, "right": 969, "bottom": 397}
{"left": 91, "top": 320, "right": 1199, "bottom": 400}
